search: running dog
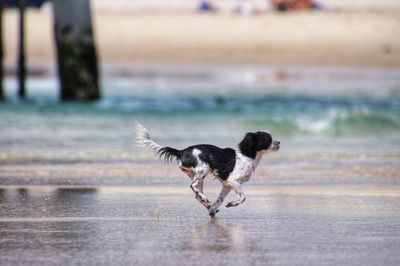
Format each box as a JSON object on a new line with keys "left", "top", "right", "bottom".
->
{"left": 134, "top": 121, "right": 280, "bottom": 218}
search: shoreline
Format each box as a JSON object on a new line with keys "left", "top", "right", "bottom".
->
{"left": 4, "top": 10, "right": 400, "bottom": 67}
{"left": 5, "top": 61, "right": 400, "bottom": 78}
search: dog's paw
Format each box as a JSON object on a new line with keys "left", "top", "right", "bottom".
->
{"left": 201, "top": 196, "right": 209, "bottom": 203}
{"left": 209, "top": 209, "right": 219, "bottom": 218}
{"left": 225, "top": 201, "right": 238, "bottom": 208}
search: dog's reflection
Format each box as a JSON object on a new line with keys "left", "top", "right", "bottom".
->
{"left": 182, "top": 220, "right": 255, "bottom": 252}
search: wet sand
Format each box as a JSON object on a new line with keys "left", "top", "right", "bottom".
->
{"left": 1, "top": 137, "right": 400, "bottom": 265}
{"left": 1, "top": 133, "right": 399, "bottom": 265}
{"left": 0, "top": 184, "right": 399, "bottom": 265}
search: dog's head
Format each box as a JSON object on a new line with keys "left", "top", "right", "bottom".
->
{"left": 238, "top": 131, "right": 280, "bottom": 159}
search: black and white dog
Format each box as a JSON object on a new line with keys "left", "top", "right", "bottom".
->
{"left": 135, "top": 122, "right": 280, "bottom": 218}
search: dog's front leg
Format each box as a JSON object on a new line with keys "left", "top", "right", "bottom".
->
{"left": 198, "top": 178, "right": 204, "bottom": 194}
{"left": 226, "top": 181, "right": 246, "bottom": 208}
{"left": 190, "top": 175, "right": 211, "bottom": 209}
{"left": 208, "top": 186, "right": 232, "bottom": 218}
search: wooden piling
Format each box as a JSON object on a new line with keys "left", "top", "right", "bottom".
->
{"left": 18, "top": 0, "right": 26, "bottom": 99}
{"left": 52, "top": 0, "right": 100, "bottom": 101}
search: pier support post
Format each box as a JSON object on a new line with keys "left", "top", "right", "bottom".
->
{"left": 18, "top": 0, "right": 26, "bottom": 99}
{"left": 52, "top": 0, "right": 100, "bottom": 101}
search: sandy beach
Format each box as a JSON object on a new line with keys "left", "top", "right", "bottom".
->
{"left": 4, "top": 9, "right": 400, "bottom": 67}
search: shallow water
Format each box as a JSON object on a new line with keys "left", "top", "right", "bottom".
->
{"left": 1, "top": 65, "right": 400, "bottom": 265}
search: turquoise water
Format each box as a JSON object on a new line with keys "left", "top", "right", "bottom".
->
{"left": 1, "top": 66, "right": 399, "bottom": 140}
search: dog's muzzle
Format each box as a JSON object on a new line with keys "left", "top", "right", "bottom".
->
{"left": 272, "top": 140, "right": 280, "bottom": 151}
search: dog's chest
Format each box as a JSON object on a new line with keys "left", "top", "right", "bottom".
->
{"left": 228, "top": 153, "right": 256, "bottom": 184}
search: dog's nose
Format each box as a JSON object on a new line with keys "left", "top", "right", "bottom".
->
{"left": 275, "top": 141, "right": 280, "bottom": 145}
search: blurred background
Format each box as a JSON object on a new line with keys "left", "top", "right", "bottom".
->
{"left": 1, "top": 0, "right": 399, "bottom": 169}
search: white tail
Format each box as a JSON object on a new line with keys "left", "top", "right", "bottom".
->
{"left": 134, "top": 121, "right": 164, "bottom": 154}
{"left": 134, "top": 121, "right": 182, "bottom": 162}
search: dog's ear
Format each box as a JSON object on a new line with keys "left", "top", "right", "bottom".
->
{"left": 239, "top": 133, "right": 257, "bottom": 159}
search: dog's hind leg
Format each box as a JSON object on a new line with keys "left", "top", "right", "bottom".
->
{"left": 225, "top": 181, "right": 246, "bottom": 208}
{"left": 208, "top": 186, "right": 232, "bottom": 218}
